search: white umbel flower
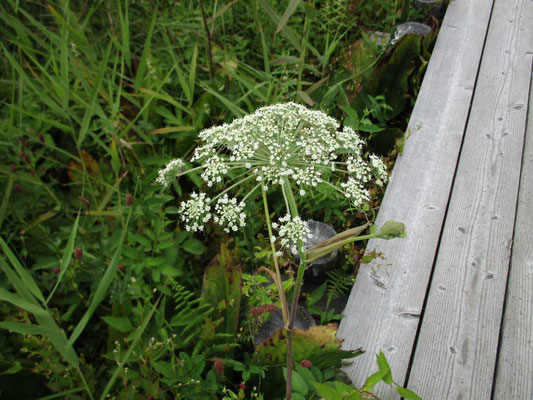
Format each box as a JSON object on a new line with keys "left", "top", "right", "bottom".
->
{"left": 178, "top": 192, "right": 212, "bottom": 232}
{"left": 369, "top": 155, "right": 389, "bottom": 187}
{"left": 156, "top": 103, "right": 389, "bottom": 233}
{"left": 273, "top": 215, "right": 313, "bottom": 255}
{"left": 346, "top": 156, "right": 371, "bottom": 183}
{"left": 341, "top": 177, "right": 370, "bottom": 208}
{"left": 213, "top": 194, "right": 246, "bottom": 232}
{"left": 155, "top": 159, "right": 185, "bottom": 187}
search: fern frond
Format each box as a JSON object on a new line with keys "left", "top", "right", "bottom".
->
{"left": 326, "top": 270, "right": 353, "bottom": 305}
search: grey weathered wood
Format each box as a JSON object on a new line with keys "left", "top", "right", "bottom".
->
{"left": 493, "top": 78, "right": 533, "bottom": 397}
{"left": 337, "top": 0, "right": 495, "bottom": 395}
{"left": 407, "top": 0, "right": 533, "bottom": 398}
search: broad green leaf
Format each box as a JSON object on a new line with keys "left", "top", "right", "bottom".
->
{"left": 291, "top": 370, "right": 309, "bottom": 395}
{"left": 311, "top": 382, "right": 342, "bottom": 400}
{"left": 182, "top": 239, "right": 205, "bottom": 256}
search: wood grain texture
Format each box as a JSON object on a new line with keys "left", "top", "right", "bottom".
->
{"left": 407, "top": 0, "right": 533, "bottom": 398}
{"left": 337, "top": 0, "right": 495, "bottom": 396}
{"left": 493, "top": 76, "right": 533, "bottom": 398}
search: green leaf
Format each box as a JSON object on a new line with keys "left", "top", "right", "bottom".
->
{"left": 0, "top": 361, "right": 22, "bottom": 376}
{"left": 254, "top": 325, "right": 363, "bottom": 369}
{"left": 363, "top": 369, "right": 387, "bottom": 391}
{"left": 100, "top": 290, "right": 165, "bottom": 399}
{"left": 182, "top": 239, "right": 205, "bottom": 255}
{"left": 396, "top": 387, "right": 423, "bottom": 400}
{"left": 376, "top": 220, "right": 406, "bottom": 240}
{"left": 201, "top": 244, "right": 241, "bottom": 336}
{"left": 0, "top": 237, "right": 45, "bottom": 303}
{"left": 0, "top": 321, "right": 57, "bottom": 336}
{"left": 275, "top": 0, "right": 302, "bottom": 37}
{"left": 284, "top": 369, "right": 308, "bottom": 395}
{"left": 69, "top": 211, "right": 132, "bottom": 346}
{"left": 311, "top": 382, "right": 342, "bottom": 400}
{"left": 101, "top": 316, "right": 133, "bottom": 333}
{"left": 306, "top": 282, "right": 327, "bottom": 307}
{"left": 376, "top": 350, "right": 393, "bottom": 384}
{"left": 47, "top": 211, "right": 80, "bottom": 303}
{"left": 0, "top": 287, "right": 49, "bottom": 317}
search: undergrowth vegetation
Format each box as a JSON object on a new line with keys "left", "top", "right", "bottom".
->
{"left": 0, "top": 0, "right": 440, "bottom": 398}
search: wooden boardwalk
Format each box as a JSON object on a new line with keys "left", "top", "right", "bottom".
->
{"left": 338, "top": 0, "right": 533, "bottom": 398}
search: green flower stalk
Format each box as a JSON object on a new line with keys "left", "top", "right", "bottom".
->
{"left": 155, "top": 102, "right": 401, "bottom": 400}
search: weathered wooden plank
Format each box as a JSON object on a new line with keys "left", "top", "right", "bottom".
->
{"left": 407, "top": 0, "right": 533, "bottom": 398}
{"left": 337, "top": 0, "right": 495, "bottom": 395}
{"left": 493, "top": 75, "right": 533, "bottom": 398}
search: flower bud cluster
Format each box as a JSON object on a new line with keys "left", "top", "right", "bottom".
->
{"left": 155, "top": 159, "right": 185, "bottom": 186}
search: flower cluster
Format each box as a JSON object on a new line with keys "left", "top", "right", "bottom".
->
{"left": 156, "top": 103, "right": 389, "bottom": 232}
{"left": 213, "top": 194, "right": 246, "bottom": 233}
{"left": 272, "top": 215, "right": 313, "bottom": 255}
{"left": 155, "top": 159, "right": 185, "bottom": 186}
{"left": 369, "top": 155, "right": 389, "bottom": 187}
{"left": 178, "top": 192, "right": 211, "bottom": 232}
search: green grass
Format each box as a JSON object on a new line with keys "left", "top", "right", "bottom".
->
{"left": 0, "top": 0, "right": 435, "bottom": 397}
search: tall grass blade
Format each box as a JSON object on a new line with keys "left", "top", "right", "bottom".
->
{"left": 0, "top": 321, "right": 57, "bottom": 336}
{"left": 275, "top": 0, "right": 302, "bottom": 38}
{"left": 46, "top": 211, "right": 80, "bottom": 304}
{"left": 0, "top": 237, "right": 45, "bottom": 303}
{"left": 0, "top": 288, "right": 49, "bottom": 317}
{"left": 257, "top": 0, "right": 302, "bottom": 53}
{"left": 37, "top": 388, "right": 86, "bottom": 400}
{"left": 0, "top": 251, "right": 80, "bottom": 367}
{"left": 188, "top": 42, "right": 198, "bottom": 105}
{"left": 134, "top": 11, "right": 156, "bottom": 90}
{"left": 78, "top": 43, "right": 112, "bottom": 146}
{"left": 69, "top": 210, "right": 132, "bottom": 346}
{"left": 0, "top": 176, "right": 13, "bottom": 229}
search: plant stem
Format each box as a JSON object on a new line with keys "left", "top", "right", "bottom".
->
{"left": 76, "top": 366, "right": 94, "bottom": 400}
{"left": 261, "top": 183, "right": 290, "bottom": 326}
{"left": 306, "top": 233, "right": 375, "bottom": 262}
{"left": 282, "top": 180, "right": 306, "bottom": 400}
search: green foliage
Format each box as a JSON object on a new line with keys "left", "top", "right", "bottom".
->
{"left": 254, "top": 324, "right": 362, "bottom": 369}
{"left": 201, "top": 244, "right": 242, "bottom": 337}
{"left": 0, "top": 0, "right": 437, "bottom": 397}
{"left": 276, "top": 351, "right": 423, "bottom": 400}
